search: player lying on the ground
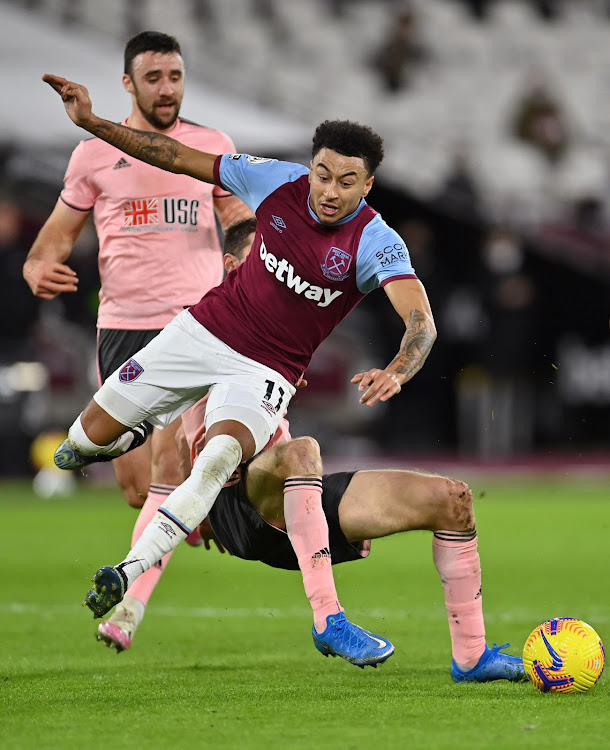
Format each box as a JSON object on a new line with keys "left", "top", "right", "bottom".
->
{"left": 43, "top": 75, "right": 437, "bottom": 668}
{"left": 99, "top": 415, "right": 526, "bottom": 682}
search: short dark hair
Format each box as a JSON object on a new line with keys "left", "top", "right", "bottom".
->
{"left": 224, "top": 218, "right": 257, "bottom": 261}
{"left": 124, "top": 31, "right": 182, "bottom": 75}
{"left": 311, "top": 120, "right": 385, "bottom": 175}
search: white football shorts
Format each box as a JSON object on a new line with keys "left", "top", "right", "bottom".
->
{"left": 94, "top": 309, "right": 295, "bottom": 454}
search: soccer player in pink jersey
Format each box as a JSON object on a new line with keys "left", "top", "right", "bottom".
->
{"left": 24, "top": 32, "right": 251, "bottom": 520}
{"left": 44, "top": 73, "right": 439, "bottom": 667}
{"left": 96, "top": 219, "right": 526, "bottom": 683}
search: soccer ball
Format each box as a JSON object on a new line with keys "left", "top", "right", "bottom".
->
{"left": 523, "top": 618, "right": 605, "bottom": 693}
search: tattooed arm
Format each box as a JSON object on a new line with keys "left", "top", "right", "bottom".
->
{"left": 42, "top": 74, "right": 217, "bottom": 182}
{"left": 351, "top": 279, "right": 436, "bottom": 407}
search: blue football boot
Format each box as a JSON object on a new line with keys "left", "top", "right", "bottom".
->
{"left": 312, "top": 613, "right": 395, "bottom": 669}
{"left": 83, "top": 566, "right": 127, "bottom": 619}
{"left": 54, "top": 422, "right": 152, "bottom": 470}
{"left": 451, "top": 642, "right": 528, "bottom": 683}
{"left": 54, "top": 439, "right": 115, "bottom": 470}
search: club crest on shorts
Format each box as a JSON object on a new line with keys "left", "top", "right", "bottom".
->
{"left": 119, "top": 359, "right": 144, "bottom": 383}
{"left": 321, "top": 247, "right": 352, "bottom": 281}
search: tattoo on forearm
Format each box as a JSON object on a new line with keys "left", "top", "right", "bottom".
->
{"left": 91, "top": 121, "right": 180, "bottom": 171}
{"left": 391, "top": 310, "right": 436, "bottom": 381}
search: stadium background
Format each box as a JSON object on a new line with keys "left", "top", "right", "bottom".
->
{"left": 1, "top": 3, "right": 609, "bottom": 747}
{"left": 0, "top": 0, "right": 608, "bottom": 475}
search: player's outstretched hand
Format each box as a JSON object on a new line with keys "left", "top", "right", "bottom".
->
{"left": 351, "top": 368, "right": 402, "bottom": 407}
{"left": 23, "top": 257, "right": 79, "bottom": 299}
{"left": 42, "top": 74, "right": 95, "bottom": 129}
{"left": 198, "top": 518, "right": 226, "bottom": 554}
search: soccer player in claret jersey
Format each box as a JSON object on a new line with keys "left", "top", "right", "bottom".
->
{"left": 25, "top": 32, "right": 251, "bottom": 531}
{"left": 44, "top": 72, "right": 438, "bottom": 667}
{"left": 97, "top": 220, "right": 526, "bottom": 683}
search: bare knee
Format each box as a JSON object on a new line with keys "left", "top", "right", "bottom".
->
{"left": 436, "top": 478, "right": 474, "bottom": 532}
{"left": 276, "top": 436, "right": 322, "bottom": 476}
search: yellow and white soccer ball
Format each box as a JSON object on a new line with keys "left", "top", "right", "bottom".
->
{"left": 523, "top": 618, "right": 605, "bottom": 693}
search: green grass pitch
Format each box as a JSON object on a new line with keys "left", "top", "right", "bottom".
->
{"left": 0, "top": 475, "right": 608, "bottom": 749}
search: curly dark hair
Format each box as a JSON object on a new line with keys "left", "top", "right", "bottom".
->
{"left": 312, "top": 120, "right": 385, "bottom": 175}
{"left": 224, "top": 218, "right": 257, "bottom": 261}
{"left": 124, "top": 31, "right": 182, "bottom": 75}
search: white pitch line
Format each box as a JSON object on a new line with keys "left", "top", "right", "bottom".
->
{"left": 1, "top": 602, "right": 609, "bottom": 625}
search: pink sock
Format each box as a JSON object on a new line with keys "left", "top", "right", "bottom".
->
{"left": 432, "top": 530, "right": 486, "bottom": 670}
{"left": 126, "top": 483, "right": 176, "bottom": 607}
{"left": 284, "top": 477, "right": 343, "bottom": 634}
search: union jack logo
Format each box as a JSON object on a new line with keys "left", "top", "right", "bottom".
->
{"left": 122, "top": 198, "right": 159, "bottom": 226}
{"left": 119, "top": 359, "right": 144, "bottom": 383}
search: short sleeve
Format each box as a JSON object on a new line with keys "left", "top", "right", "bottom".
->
{"left": 59, "top": 141, "right": 98, "bottom": 212}
{"left": 215, "top": 154, "right": 308, "bottom": 212}
{"left": 355, "top": 216, "right": 417, "bottom": 294}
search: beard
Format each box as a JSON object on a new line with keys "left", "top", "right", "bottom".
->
{"left": 135, "top": 91, "right": 181, "bottom": 131}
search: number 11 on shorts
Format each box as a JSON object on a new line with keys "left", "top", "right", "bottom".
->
{"left": 264, "top": 379, "right": 285, "bottom": 412}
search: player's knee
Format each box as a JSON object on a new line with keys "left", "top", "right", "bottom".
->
{"left": 443, "top": 479, "right": 475, "bottom": 531}
{"left": 280, "top": 436, "right": 322, "bottom": 476}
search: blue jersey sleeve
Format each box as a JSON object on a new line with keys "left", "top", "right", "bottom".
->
{"left": 217, "top": 154, "right": 308, "bottom": 213}
{"left": 355, "top": 215, "right": 417, "bottom": 294}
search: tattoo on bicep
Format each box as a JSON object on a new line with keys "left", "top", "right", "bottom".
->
{"left": 92, "top": 123, "right": 180, "bottom": 170}
{"left": 393, "top": 310, "right": 436, "bottom": 378}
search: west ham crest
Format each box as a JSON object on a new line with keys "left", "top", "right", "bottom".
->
{"left": 321, "top": 247, "right": 352, "bottom": 281}
{"left": 119, "top": 359, "right": 144, "bottom": 383}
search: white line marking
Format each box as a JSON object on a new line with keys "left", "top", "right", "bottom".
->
{"left": 1, "top": 602, "right": 608, "bottom": 625}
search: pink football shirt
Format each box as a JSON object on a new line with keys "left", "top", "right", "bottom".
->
{"left": 60, "top": 119, "right": 236, "bottom": 330}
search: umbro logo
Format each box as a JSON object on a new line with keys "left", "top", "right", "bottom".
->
{"left": 270, "top": 215, "right": 286, "bottom": 233}
{"left": 159, "top": 522, "right": 177, "bottom": 538}
{"left": 113, "top": 157, "right": 131, "bottom": 170}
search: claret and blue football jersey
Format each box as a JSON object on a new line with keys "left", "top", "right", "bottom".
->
{"left": 189, "top": 154, "right": 417, "bottom": 384}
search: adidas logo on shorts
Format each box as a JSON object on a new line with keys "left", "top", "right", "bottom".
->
{"left": 113, "top": 157, "right": 131, "bottom": 169}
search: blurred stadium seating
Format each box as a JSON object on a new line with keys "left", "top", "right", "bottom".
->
{"left": 1, "top": 0, "right": 609, "bottom": 475}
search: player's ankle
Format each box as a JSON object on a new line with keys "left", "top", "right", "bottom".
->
{"left": 313, "top": 609, "right": 343, "bottom": 635}
{"left": 108, "top": 595, "right": 146, "bottom": 633}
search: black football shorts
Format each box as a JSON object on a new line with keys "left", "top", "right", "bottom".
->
{"left": 208, "top": 471, "right": 369, "bottom": 570}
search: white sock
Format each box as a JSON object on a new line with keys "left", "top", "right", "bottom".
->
{"left": 116, "top": 435, "right": 243, "bottom": 588}
{"left": 107, "top": 595, "right": 146, "bottom": 637}
{"left": 68, "top": 414, "right": 134, "bottom": 456}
